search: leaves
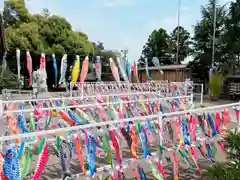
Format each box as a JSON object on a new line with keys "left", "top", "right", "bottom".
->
{"left": 189, "top": 0, "right": 227, "bottom": 80}
{"left": 209, "top": 73, "right": 223, "bottom": 97}
{"left": 169, "top": 26, "right": 192, "bottom": 63}
{"left": 0, "top": 66, "right": 18, "bottom": 91}
{"left": 3, "top": 0, "right": 30, "bottom": 28}
{"left": 140, "top": 28, "right": 175, "bottom": 66}
{"left": 139, "top": 24, "right": 192, "bottom": 66}
{"left": 3, "top": 0, "right": 95, "bottom": 59}
{"left": 204, "top": 130, "right": 240, "bottom": 180}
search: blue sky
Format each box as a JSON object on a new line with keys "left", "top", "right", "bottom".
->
{"left": 1, "top": 0, "right": 229, "bottom": 61}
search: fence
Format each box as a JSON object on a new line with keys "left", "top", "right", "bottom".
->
{"left": 193, "top": 83, "right": 204, "bottom": 106}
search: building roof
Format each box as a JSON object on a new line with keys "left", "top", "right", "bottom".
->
{"left": 138, "top": 64, "right": 187, "bottom": 71}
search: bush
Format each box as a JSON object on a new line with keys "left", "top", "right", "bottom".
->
{"left": 209, "top": 73, "right": 223, "bottom": 98}
{"left": 0, "top": 66, "right": 18, "bottom": 91}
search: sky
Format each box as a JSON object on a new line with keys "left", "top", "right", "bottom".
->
{"left": 0, "top": 0, "right": 230, "bottom": 62}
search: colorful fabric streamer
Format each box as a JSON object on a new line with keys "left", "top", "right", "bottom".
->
{"left": 56, "top": 137, "right": 72, "bottom": 179}
{"left": 125, "top": 59, "right": 132, "bottom": 82}
{"left": 109, "top": 57, "right": 120, "bottom": 82}
{"left": 39, "top": 53, "right": 46, "bottom": 70}
{"left": 16, "top": 49, "right": 21, "bottom": 82}
{"left": 87, "top": 135, "right": 97, "bottom": 177}
{"left": 133, "top": 60, "right": 139, "bottom": 82}
{"left": 71, "top": 55, "right": 80, "bottom": 84}
{"left": 109, "top": 130, "right": 122, "bottom": 165}
{"left": 26, "top": 51, "right": 33, "bottom": 85}
{"left": 3, "top": 145, "right": 22, "bottom": 180}
{"left": 52, "top": 53, "right": 58, "bottom": 87}
{"left": 145, "top": 58, "right": 152, "bottom": 81}
{"left": 215, "top": 112, "right": 221, "bottom": 134}
{"left": 80, "top": 56, "right": 89, "bottom": 86}
{"left": 20, "top": 147, "right": 32, "bottom": 178}
{"left": 207, "top": 113, "right": 218, "bottom": 137}
{"left": 137, "top": 166, "right": 147, "bottom": 180}
{"left": 95, "top": 56, "right": 102, "bottom": 81}
{"left": 138, "top": 125, "right": 151, "bottom": 159}
{"left": 32, "top": 138, "right": 49, "bottom": 180}
{"left": 58, "top": 54, "right": 68, "bottom": 87}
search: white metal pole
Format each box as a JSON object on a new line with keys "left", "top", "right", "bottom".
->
{"left": 201, "top": 84, "right": 204, "bottom": 105}
{"left": 4, "top": 95, "right": 191, "bottom": 113}
{"left": 2, "top": 89, "right": 187, "bottom": 104}
{"left": 16, "top": 49, "right": 21, "bottom": 86}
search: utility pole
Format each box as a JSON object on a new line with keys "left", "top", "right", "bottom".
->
{"left": 176, "top": 0, "right": 181, "bottom": 64}
{"left": 212, "top": 0, "right": 217, "bottom": 68}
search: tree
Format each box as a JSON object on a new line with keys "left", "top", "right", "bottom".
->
{"left": 139, "top": 28, "right": 173, "bottom": 67}
{"left": 193, "top": 0, "right": 226, "bottom": 59}
{"left": 223, "top": 0, "right": 240, "bottom": 73}
{"left": 95, "top": 42, "right": 104, "bottom": 51}
{"left": 2, "top": 0, "right": 96, "bottom": 73}
{"left": 3, "top": 0, "right": 30, "bottom": 28}
{"left": 189, "top": 0, "right": 227, "bottom": 80}
{"left": 0, "top": 66, "right": 18, "bottom": 91}
{"left": 169, "top": 26, "right": 192, "bottom": 64}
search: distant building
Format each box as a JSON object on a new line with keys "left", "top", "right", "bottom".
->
{"left": 136, "top": 64, "right": 188, "bottom": 82}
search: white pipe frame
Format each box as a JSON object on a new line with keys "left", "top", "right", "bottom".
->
{"left": 0, "top": 101, "right": 239, "bottom": 142}
{"left": 2, "top": 90, "right": 188, "bottom": 104}
{"left": 3, "top": 95, "right": 191, "bottom": 113}
{"left": 70, "top": 80, "right": 192, "bottom": 97}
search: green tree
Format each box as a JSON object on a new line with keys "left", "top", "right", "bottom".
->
{"left": 189, "top": 0, "right": 227, "bottom": 80}
{"left": 139, "top": 28, "right": 173, "bottom": 66}
{"left": 3, "top": 0, "right": 95, "bottom": 55}
{"left": 3, "top": 0, "right": 30, "bottom": 28}
{"left": 2, "top": 0, "right": 96, "bottom": 72}
{"left": 95, "top": 41, "right": 104, "bottom": 51}
{"left": 169, "top": 26, "right": 192, "bottom": 64}
{"left": 223, "top": 0, "right": 240, "bottom": 73}
{"left": 0, "top": 66, "right": 18, "bottom": 90}
{"left": 193, "top": 0, "right": 226, "bottom": 61}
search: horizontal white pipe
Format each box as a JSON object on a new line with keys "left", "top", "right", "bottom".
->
{"left": 4, "top": 95, "right": 190, "bottom": 113}
{"left": 2, "top": 89, "right": 32, "bottom": 93}
{"left": 2, "top": 91, "right": 162, "bottom": 104}
{"left": 0, "top": 101, "right": 238, "bottom": 142}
